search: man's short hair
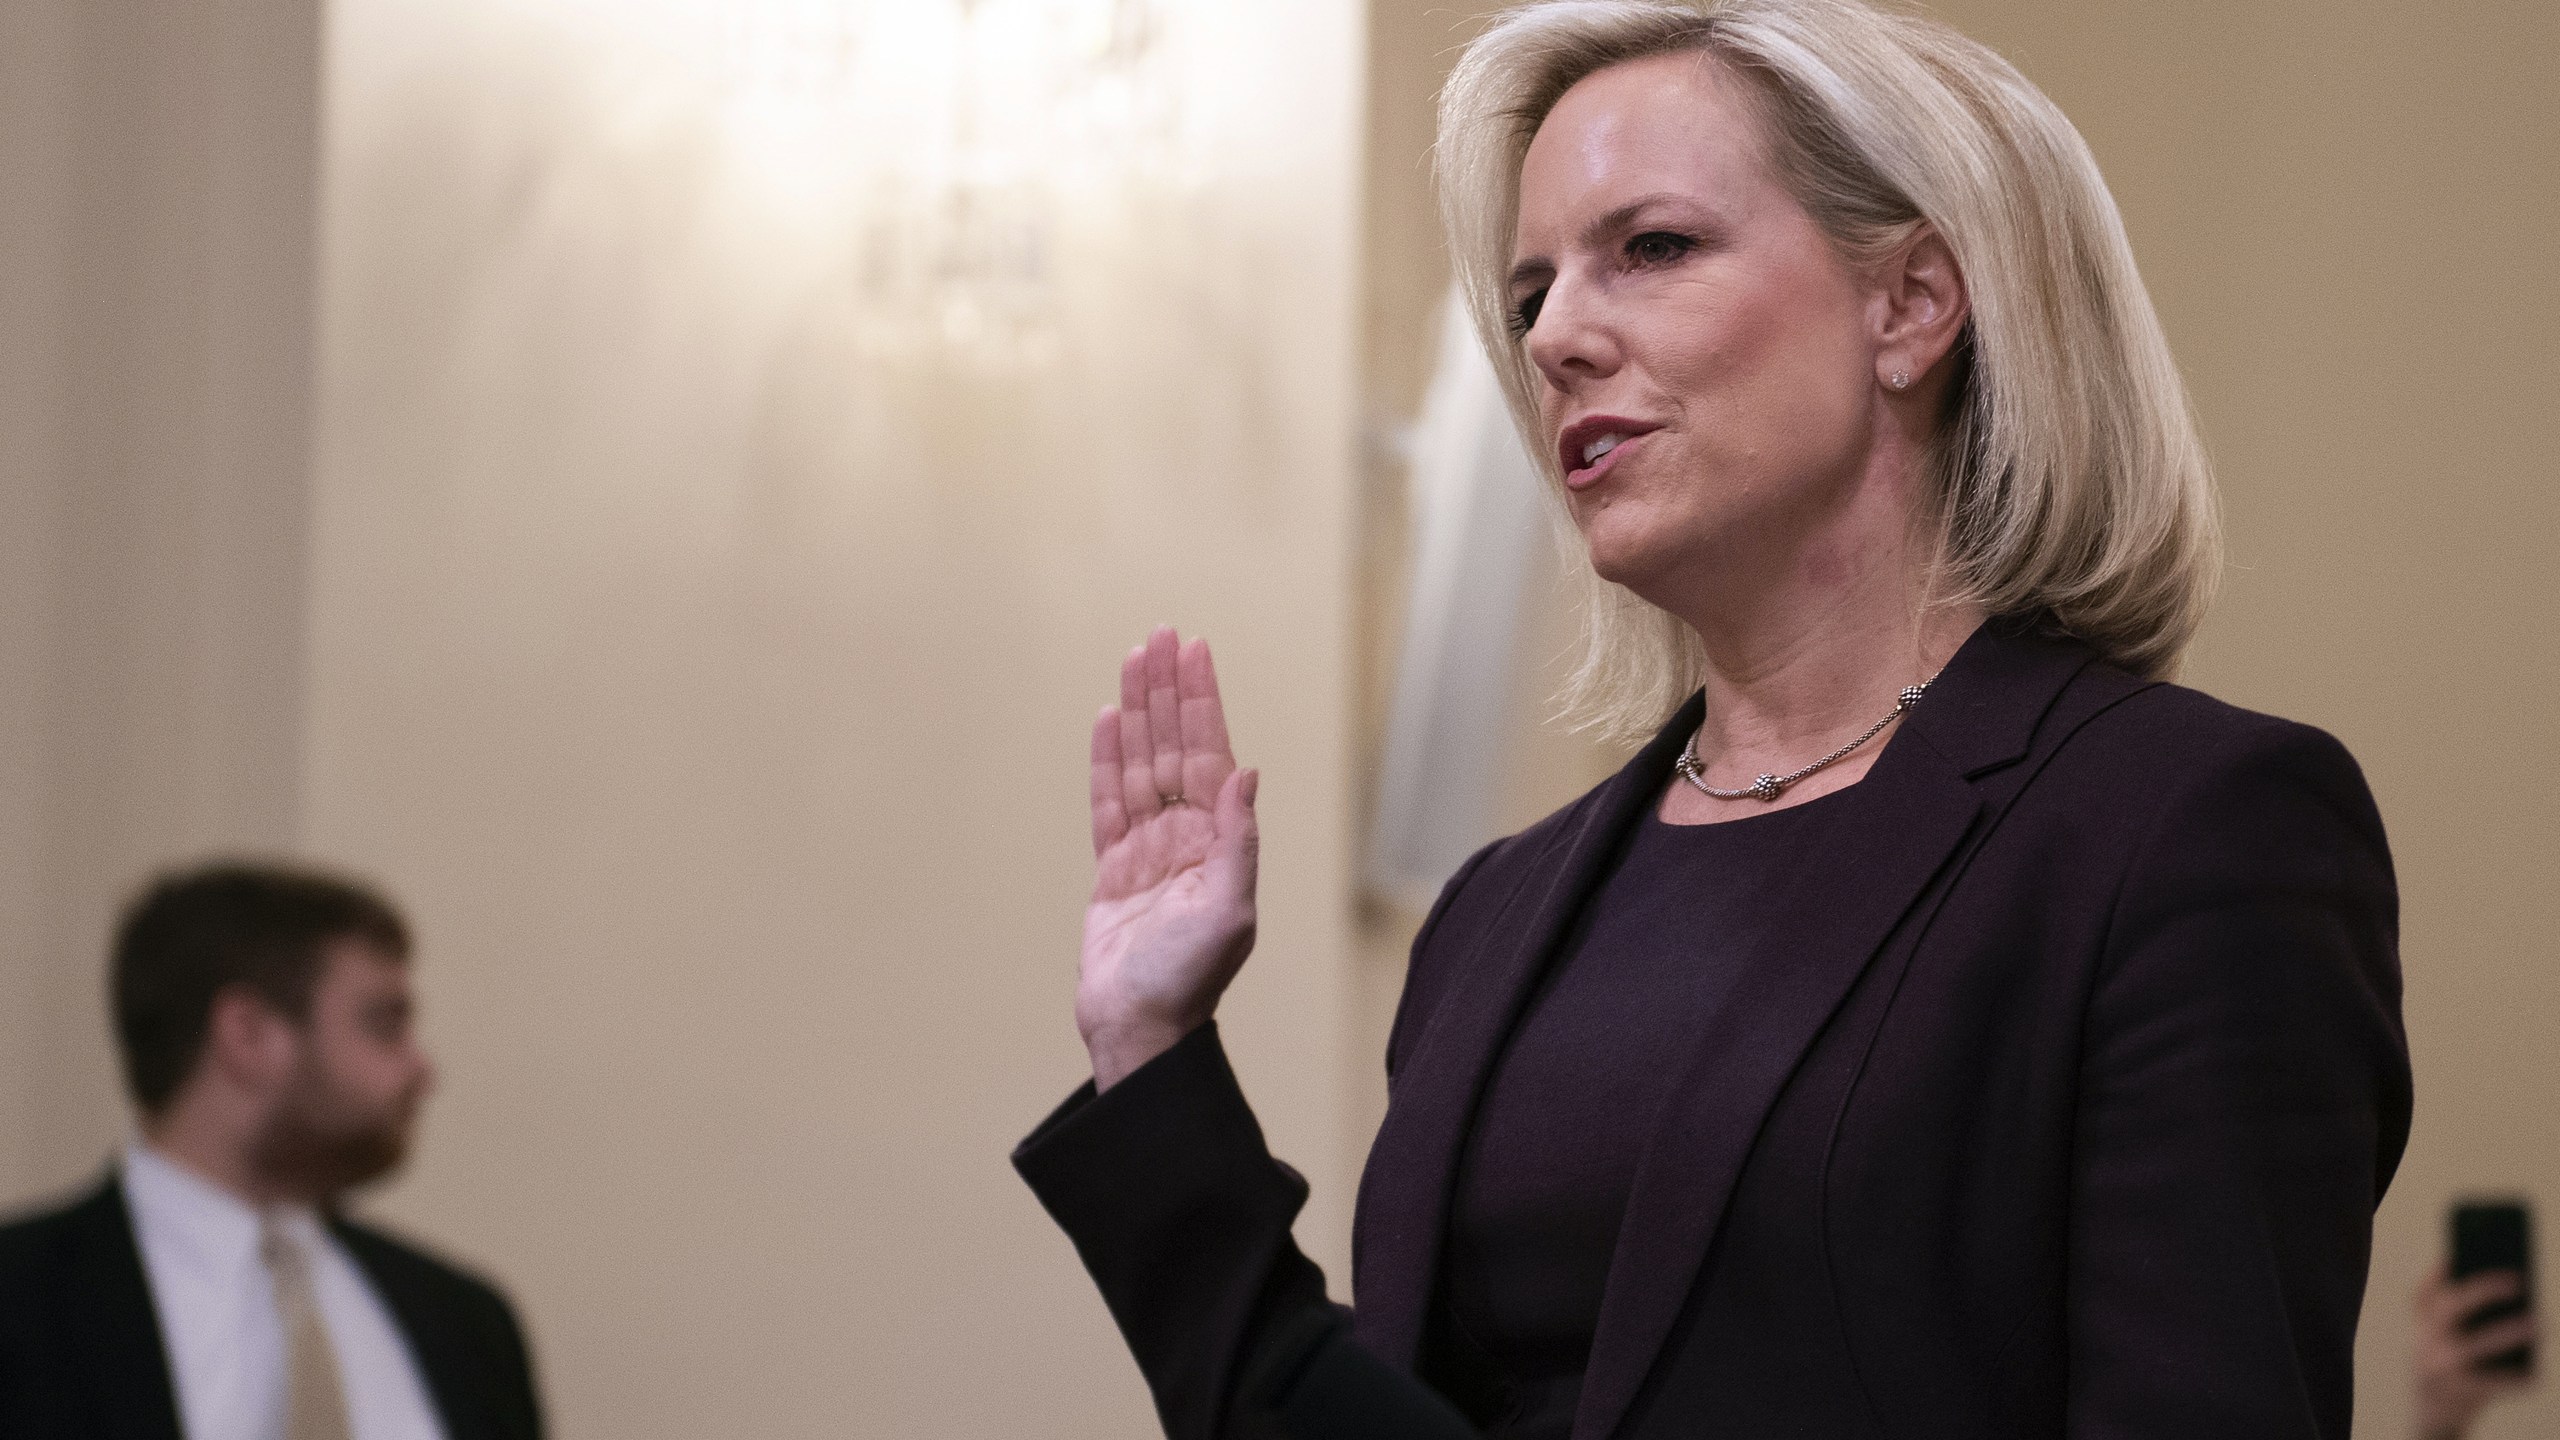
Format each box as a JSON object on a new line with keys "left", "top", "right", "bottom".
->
{"left": 112, "top": 861, "right": 411, "bottom": 1114}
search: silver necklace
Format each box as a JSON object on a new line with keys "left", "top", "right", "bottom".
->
{"left": 1674, "top": 676, "right": 1936, "bottom": 803}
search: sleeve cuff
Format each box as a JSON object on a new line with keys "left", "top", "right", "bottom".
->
{"left": 1011, "top": 1021, "right": 1304, "bottom": 1247}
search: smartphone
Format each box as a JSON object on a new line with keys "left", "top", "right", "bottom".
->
{"left": 2450, "top": 1198, "right": 2535, "bottom": 1375}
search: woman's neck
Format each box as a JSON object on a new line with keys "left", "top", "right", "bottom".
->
{"left": 1657, "top": 511, "right": 1982, "bottom": 815}
{"left": 1691, "top": 595, "right": 1977, "bottom": 752}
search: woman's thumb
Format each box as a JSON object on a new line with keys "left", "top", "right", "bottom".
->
{"left": 1216, "top": 768, "right": 1261, "bottom": 868}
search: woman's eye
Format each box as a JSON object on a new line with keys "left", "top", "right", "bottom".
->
{"left": 1627, "top": 232, "right": 1695, "bottom": 266}
{"left": 1508, "top": 289, "right": 1547, "bottom": 338}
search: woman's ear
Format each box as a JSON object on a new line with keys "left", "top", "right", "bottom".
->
{"left": 1873, "top": 222, "right": 1971, "bottom": 392}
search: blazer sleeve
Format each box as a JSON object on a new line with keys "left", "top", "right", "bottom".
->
{"left": 1014, "top": 1020, "right": 1340, "bottom": 1440}
{"left": 2065, "top": 720, "right": 2411, "bottom": 1440}
{"left": 1012, "top": 850, "right": 1499, "bottom": 1440}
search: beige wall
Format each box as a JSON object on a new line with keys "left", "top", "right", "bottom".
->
{"left": 0, "top": 0, "right": 322, "bottom": 1195}
{"left": 300, "top": 1, "right": 1363, "bottom": 1435}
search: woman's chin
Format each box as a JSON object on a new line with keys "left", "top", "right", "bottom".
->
{"left": 1579, "top": 526, "right": 1686, "bottom": 598}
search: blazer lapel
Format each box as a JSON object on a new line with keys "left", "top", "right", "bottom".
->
{"left": 1571, "top": 619, "right": 2093, "bottom": 1440}
{"left": 332, "top": 1220, "right": 486, "bottom": 1439}
{"left": 1354, "top": 700, "right": 1702, "bottom": 1371}
{"left": 67, "top": 1178, "right": 187, "bottom": 1440}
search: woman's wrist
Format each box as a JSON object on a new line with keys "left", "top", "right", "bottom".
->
{"left": 1081, "top": 1013, "right": 1200, "bottom": 1092}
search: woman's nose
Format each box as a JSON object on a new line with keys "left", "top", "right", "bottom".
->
{"left": 1524, "top": 275, "right": 1621, "bottom": 390}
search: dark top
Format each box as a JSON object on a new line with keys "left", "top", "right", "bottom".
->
{"left": 1015, "top": 617, "right": 2410, "bottom": 1440}
{"left": 1447, "top": 798, "right": 1832, "bottom": 1438}
{"left": 0, "top": 1174, "right": 545, "bottom": 1440}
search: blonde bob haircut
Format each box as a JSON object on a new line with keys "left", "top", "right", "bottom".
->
{"left": 1439, "top": 0, "right": 2221, "bottom": 741}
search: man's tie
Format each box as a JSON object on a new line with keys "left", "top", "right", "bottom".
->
{"left": 259, "top": 1216, "right": 355, "bottom": 1440}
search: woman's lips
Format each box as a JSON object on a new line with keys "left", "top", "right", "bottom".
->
{"left": 1565, "top": 430, "right": 1648, "bottom": 490}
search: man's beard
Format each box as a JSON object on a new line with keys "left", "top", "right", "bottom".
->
{"left": 249, "top": 1063, "right": 417, "bottom": 1201}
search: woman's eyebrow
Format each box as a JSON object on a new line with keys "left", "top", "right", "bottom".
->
{"left": 1580, "top": 193, "right": 1692, "bottom": 246}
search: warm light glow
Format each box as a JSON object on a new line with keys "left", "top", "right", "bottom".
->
{"left": 536, "top": 0, "right": 1205, "bottom": 361}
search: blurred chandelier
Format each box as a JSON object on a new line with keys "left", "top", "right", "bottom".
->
{"left": 631, "top": 0, "right": 1202, "bottom": 362}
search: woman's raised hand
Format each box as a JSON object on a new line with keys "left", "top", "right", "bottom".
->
{"left": 1077, "top": 627, "right": 1260, "bottom": 1090}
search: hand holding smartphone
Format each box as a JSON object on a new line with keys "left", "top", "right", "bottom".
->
{"left": 2416, "top": 1199, "right": 2536, "bottom": 1440}
{"left": 2452, "top": 1199, "right": 2535, "bottom": 1375}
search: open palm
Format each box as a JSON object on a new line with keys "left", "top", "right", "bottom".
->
{"left": 1077, "top": 627, "right": 1259, "bottom": 1086}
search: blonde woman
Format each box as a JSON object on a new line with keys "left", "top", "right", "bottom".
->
{"left": 1016, "top": 3, "right": 2409, "bottom": 1437}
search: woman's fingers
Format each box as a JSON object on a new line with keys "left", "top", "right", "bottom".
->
{"left": 1145, "top": 627, "right": 1185, "bottom": 807}
{"left": 1103, "top": 628, "right": 1239, "bottom": 830}
{"left": 1091, "top": 707, "right": 1131, "bottom": 857}
{"left": 1178, "top": 637, "right": 1236, "bottom": 804}
{"left": 1117, "top": 645, "right": 1161, "bottom": 822}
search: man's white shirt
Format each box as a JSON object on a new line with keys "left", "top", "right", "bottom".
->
{"left": 120, "top": 1141, "right": 449, "bottom": 1440}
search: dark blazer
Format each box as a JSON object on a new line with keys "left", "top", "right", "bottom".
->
{"left": 1017, "top": 619, "right": 2412, "bottom": 1440}
{"left": 0, "top": 1172, "right": 545, "bottom": 1440}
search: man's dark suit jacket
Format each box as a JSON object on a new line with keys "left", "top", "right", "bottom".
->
{"left": 0, "top": 1173, "right": 544, "bottom": 1440}
{"left": 1017, "top": 618, "right": 2413, "bottom": 1440}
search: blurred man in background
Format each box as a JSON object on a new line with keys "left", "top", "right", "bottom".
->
{"left": 0, "top": 863, "right": 543, "bottom": 1440}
